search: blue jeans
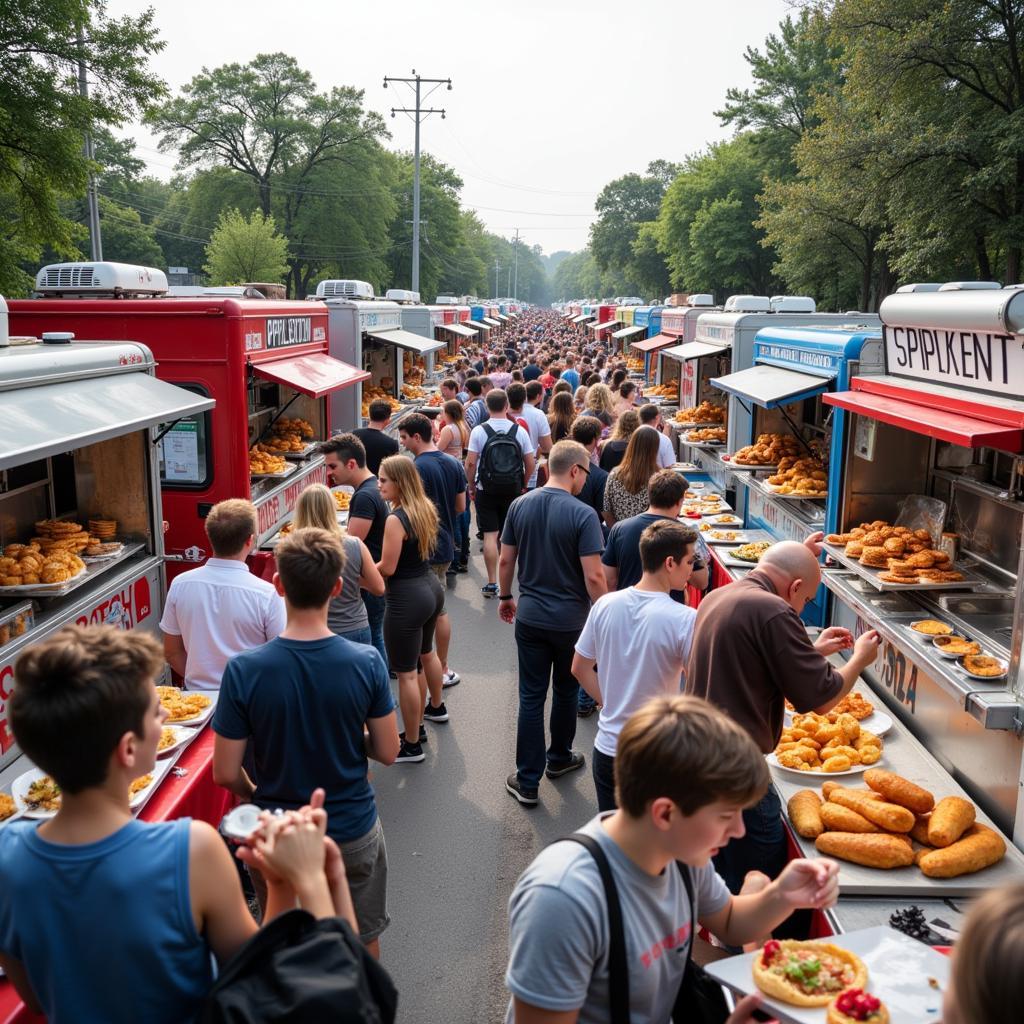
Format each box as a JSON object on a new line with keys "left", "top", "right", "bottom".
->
{"left": 592, "top": 747, "right": 616, "bottom": 812}
{"left": 337, "top": 626, "right": 373, "bottom": 647}
{"left": 514, "top": 620, "right": 581, "bottom": 789}
{"left": 713, "top": 786, "right": 787, "bottom": 893}
{"left": 456, "top": 507, "right": 471, "bottom": 565}
{"left": 578, "top": 688, "right": 598, "bottom": 712}
{"left": 361, "top": 590, "right": 389, "bottom": 671}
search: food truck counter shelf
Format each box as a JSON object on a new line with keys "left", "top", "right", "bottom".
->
{"left": 0, "top": 541, "right": 147, "bottom": 599}
{"left": 823, "top": 542, "right": 985, "bottom": 593}
{"left": 771, "top": 682, "right": 1024, "bottom": 895}
{"left": 662, "top": 340, "right": 730, "bottom": 361}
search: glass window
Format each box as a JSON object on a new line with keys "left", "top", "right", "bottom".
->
{"left": 158, "top": 384, "right": 213, "bottom": 489}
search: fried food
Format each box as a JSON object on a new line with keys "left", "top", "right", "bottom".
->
{"left": 130, "top": 774, "right": 153, "bottom": 797}
{"left": 927, "top": 796, "right": 975, "bottom": 848}
{"left": 676, "top": 401, "right": 725, "bottom": 425}
{"left": 788, "top": 790, "right": 824, "bottom": 839}
{"left": 815, "top": 832, "right": 916, "bottom": 869}
{"left": 918, "top": 824, "right": 1006, "bottom": 878}
{"left": 157, "top": 727, "right": 177, "bottom": 752}
{"left": 909, "top": 814, "right": 932, "bottom": 846}
{"left": 827, "top": 988, "right": 889, "bottom": 1024}
{"left": 26, "top": 776, "right": 61, "bottom": 811}
{"left": 776, "top": 711, "right": 883, "bottom": 773}
{"left": 821, "top": 802, "right": 880, "bottom": 834}
{"left": 249, "top": 445, "right": 289, "bottom": 475}
{"left": 333, "top": 490, "right": 351, "bottom": 511}
{"left": 0, "top": 793, "right": 16, "bottom": 821}
{"left": 863, "top": 769, "right": 935, "bottom": 815}
{"left": 686, "top": 426, "right": 727, "bottom": 443}
{"left": 87, "top": 518, "right": 117, "bottom": 539}
{"left": 910, "top": 620, "right": 953, "bottom": 636}
{"left": 156, "top": 685, "right": 212, "bottom": 722}
{"left": 833, "top": 693, "right": 874, "bottom": 720}
{"left": 753, "top": 939, "right": 867, "bottom": 1006}
{"left": 732, "top": 541, "right": 772, "bottom": 563}
{"left": 961, "top": 654, "right": 1007, "bottom": 677}
{"left": 829, "top": 788, "right": 915, "bottom": 832}
{"left": 734, "top": 433, "right": 802, "bottom": 467}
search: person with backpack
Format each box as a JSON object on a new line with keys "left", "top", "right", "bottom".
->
{"left": 504, "top": 694, "right": 841, "bottom": 1024}
{"left": 465, "top": 388, "right": 535, "bottom": 599}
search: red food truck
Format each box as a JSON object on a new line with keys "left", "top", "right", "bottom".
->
{"left": 10, "top": 263, "right": 369, "bottom": 582}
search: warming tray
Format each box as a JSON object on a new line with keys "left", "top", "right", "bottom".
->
{"left": 823, "top": 542, "right": 982, "bottom": 593}
{"left": 0, "top": 541, "right": 147, "bottom": 599}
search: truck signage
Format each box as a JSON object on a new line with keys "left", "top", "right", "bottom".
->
{"left": 696, "top": 324, "right": 735, "bottom": 346}
{"left": 358, "top": 310, "right": 402, "bottom": 331}
{"left": 755, "top": 344, "right": 840, "bottom": 374}
{"left": 266, "top": 317, "right": 313, "bottom": 349}
{"left": 255, "top": 463, "right": 329, "bottom": 539}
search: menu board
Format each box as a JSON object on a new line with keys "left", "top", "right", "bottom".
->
{"left": 161, "top": 420, "right": 201, "bottom": 483}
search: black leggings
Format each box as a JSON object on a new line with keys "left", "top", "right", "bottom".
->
{"left": 383, "top": 572, "right": 445, "bottom": 673}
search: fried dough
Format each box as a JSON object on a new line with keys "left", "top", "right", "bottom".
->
{"left": 815, "top": 832, "right": 915, "bottom": 869}
{"left": 820, "top": 802, "right": 879, "bottom": 834}
{"left": 863, "top": 769, "right": 935, "bottom": 815}
{"left": 927, "top": 796, "right": 975, "bottom": 848}
{"left": 829, "top": 787, "right": 915, "bottom": 832}
{"left": 918, "top": 824, "right": 1005, "bottom": 878}
{"left": 788, "top": 790, "right": 824, "bottom": 839}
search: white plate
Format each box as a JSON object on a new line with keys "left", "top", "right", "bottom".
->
{"left": 128, "top": 757, "right": 176, "bottom": 810}
{"left": 705, "top": 925, "right": 950, "bottom": 1023}
{"left": 156, "top": 724, "right": 199, "bottom": 758}
{"left": 957, "top": 656, "right": 1008, "bottom": 681}
{"left": 710, "top": 513, "right": 742, "bottom": 525}
{"left": 12, "top": 768, "right": 61, "bottom": 819}
{"left": 767, "top": 752, "right": 877, "bottom": 777}
{"left": 158, "top": 689, "right": 218, "bottom": 727}
{"left": 906, "top": 621, "right": 954, "bottom": 642}
{"left": 782, "top": 708, "right": 893, "bottom": 738}
{"left": 930, "top": 636, "right": 981, "bottom": 659}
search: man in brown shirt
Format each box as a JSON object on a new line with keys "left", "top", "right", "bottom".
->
{"left": 686, "top": 541, "right": 880, "bottom": 896}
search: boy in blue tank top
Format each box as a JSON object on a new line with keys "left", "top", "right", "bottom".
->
{"left": 0, "top": 626, "right": 352, "bottom": 1024}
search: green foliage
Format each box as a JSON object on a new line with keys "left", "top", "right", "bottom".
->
{"left": 0, "top": 0, "right": 165, "bottom": 294}
{"left": 203, "top": 208, "right": 289, "bottom": 285}
{"left": 74, "top": 194, "right": 163, "bottom": 265}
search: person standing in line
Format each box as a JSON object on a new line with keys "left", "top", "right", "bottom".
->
{"left": 161, "top": 499, "right": 286, "bottom": 692}
{"left": 498, "top": 440, "right": 607, "bottom": 806}
{"left": 318, "top": 435, "right": 390, "bottom": 673}
{"left": 685, "top": 540, "right": 881, "bottom": 896}
{"left": 398, "top": 413, "right": 467, "bottom": 690}
{"left": 291, "top": 484, "right": 385, "bottom": 647}
{"left": 638, "top": 402, "right": 678, "bottom": 469}
{"left": 547, "top": 390, "right": 577, "bottom": 445}
{"left": 213, "top": 528, "right": 399, "bottom": 957}
{"left": 522, "top": 354, "right": 542, "bottom": 381}
{"left": 376, "top": 455, "right": 446, "bottom": 764}
{"left": 439, "top": 378, "right": 460, "bottom": 406}
{"left": 438, "top": 399, "right": 472, "bottom": 573}
{"left": 490, "top": 356, "right": 513, "bottom": 391}
{"left": 465, "top": 376, "right": 494, "bottom": 430}
{"left": 598, "top": 409, "right": 639, "bottom": 472}
{"left": 574, "top": 520, "right": 699, "bottom": 811}
{"left": 560, "top": 354, "right": 580, "bottom": 391}
{"left": 465, "top": 389, "right": 536, "bottom": 600}
{"left": 353, "top": 400, "right": 400, "bottom": 475}
{"left": 507, "top": 382, "right": 551, "bottom": 491}
{"left": 602, "top": 425, "right": 662, "bottom": 527}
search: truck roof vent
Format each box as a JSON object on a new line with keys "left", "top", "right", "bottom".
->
{"left": 34, "top": 262, "right": 168, "bottom": 297}
{"left": 724, "top": 295, "right": 772, "bottom": 313}
{"left": 384, "top": 288, "right": 421, "bottom": 304}
{"left": 770, "top": 295, "right": 816, "bottom": 313}
{"left": 895, "top": 283, "right": 942, "bottom": 293}
{"left": 937, "top": 281, "right": 1002, "bottom": 291}
{"left": 688, "top": 294, "right": 715, "bottom": 307}
{"left": 315, "top": 279, "right": 375, "bottom": 300}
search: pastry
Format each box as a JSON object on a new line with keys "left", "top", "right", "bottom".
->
{"left": 753, "top": 939, "right": 867, "bottom": 1006}
{"left": 827, "top": 988, "right": 889, "bottom": 1023}
{"left": 828, "top": 788, "right": 915, "bottom": 832}
{"left": 927, "top": 796, "right": 975, "bottom": 848}
{"left": 961, "top": 654, "right": 1006, "bottom": 676}
{"left": 918, "top": 824, "right": 1006, "bottom": 878}
{"left": 820, "top": 802, "right": 880, "bottom": 834}
{"left": 815, "top": 832, "right": 916, "bottom": 869}
{"left": 910, "top": 620, "right": 953, "bottom": 637}
{"left": 909, "top": 814, "right": 932, "bottom": 846}
{"left": 863, "top": 770, "right": 935, "bottom": 815}
{"left": 788, "top": 790, "right": 824, "bottom": 839}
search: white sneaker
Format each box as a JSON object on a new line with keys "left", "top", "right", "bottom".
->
{"left": 442, "top": 669, "right": 461, "bottom": 688}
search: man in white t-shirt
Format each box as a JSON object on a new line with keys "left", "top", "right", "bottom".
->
{"left": 507, "top": 382, "right": 551, "bottom": 490}
{"left": 638, "top": 403, "right": 677, "bottom": 469}
{"left": 465, "top": 389, "right": 535, "bottom": 599}
{"left": 573, "top": 519, "right": 697, "bottom": 811}
{"left": 161, "top": 499, "right": 286, "bottom": 691}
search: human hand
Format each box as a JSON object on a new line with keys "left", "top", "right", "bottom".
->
{"left": 726, "top": 994, "right": 770, "bottom": 1023}
{"left": 803, "top": 531, "right": 825, "bottom": 557}
{"left": 256, "top": 813, "right": 328, "bottom": 889}
{"left": 814, "top": 626, "right": 854, "bottom": 656}
{"left": 499, "top": 597, "right": 516, "bottom": 623}
{"left": 775, "top": 857, "right": 839, "bottom": 910}
{"left": 853, "top": 629, "right": 881, "bottom": 665}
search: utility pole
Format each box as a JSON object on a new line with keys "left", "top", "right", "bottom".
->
{"left": 383, "top": 70, "right": 452, "bottom": 294}
{"left": 77, "top": 25, "right": 102, "bottom": 261}
{"left": 493, "top": 260, "right": 502, "bottom": 300}
{"left": 512, "top": 228, "right": 520, "bottom": 302}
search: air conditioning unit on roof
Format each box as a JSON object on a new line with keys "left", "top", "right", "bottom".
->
{"left": 937, "top": 281, "right": 1002, "bottom": 291}
{"left": 895, "top": 283, "right": 942, "bottom": 293}
{"left": 34, "top": 262, "right": 168, "bottom": 297}
{"left": 724, "top": 295, "right": 772, "bottom": 313}
{"left": 770, "top": 296, "right": 816, "bottom": 313}
{"left": 688, "top": 294, "right": 715, "bottom": 307}
{"left": 384, "top": 289, "right": 421, "bottom": 303}
{"left": 315, "top": 279, "right": 375, "bottom": 300}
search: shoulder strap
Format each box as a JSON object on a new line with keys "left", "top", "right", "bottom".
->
{"left": 676, "top": 861, "right": 697, "bottom": 950}
{"left": 562, "top": 834, "right": 630, "bottom": 1024}
{"left": 482, "top": 422, "right": 496, "bottom": 439}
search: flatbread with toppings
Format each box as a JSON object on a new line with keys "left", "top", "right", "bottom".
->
{"left": 26, "top": 776, "right": 61, "bottom": 812}
{"left": 753, "top": 939, "right": 867, "bottom": 1006}
{"left": 156, "top": 685, "right": 211, "bottom": 722}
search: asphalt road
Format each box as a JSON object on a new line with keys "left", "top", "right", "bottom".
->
{"left": 372, "top": 549, "right": 601, "bottom": 1024}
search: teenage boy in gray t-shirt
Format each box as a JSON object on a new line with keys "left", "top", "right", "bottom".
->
{"left": 504, "top": 694, "right": 842, "bottom": 1024}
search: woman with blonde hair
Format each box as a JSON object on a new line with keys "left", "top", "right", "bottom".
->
{"left": 437, "top": 400, "right": 471, "bottom": 571}
{"left": 376, "top": 455, "right": 445, "bottom": 764}
{"left": 599, "top": 408, "right": 640, "bottom": 472}
{"left": 603, "top": 425, "right": 661, "bottom": 526}
{"left": 573, "top": 385, "right": 588, "bottom": 412}
{"left": 547, "top": 390, "right": 576, "bottom": 444}
{"left": 292, "top": 484, "right": 385, "bottom": 647}
{"left": 581, "top": 382, "right": 615, "bottom": 428}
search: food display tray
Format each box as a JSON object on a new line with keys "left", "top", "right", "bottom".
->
{"left": 674, "top": 420, "right": 727, "bottom": 430}
{"left": 726, "top": 459, "right": 780, "bottom": 472}
{"left": 0, "top": 541, "right": 146, "bottom": 598}
{"left": 281, "top": 440, "right": 321, "bottom": 461}
{"left": 765, "top": 483, "right": 828, "bottom": 501}
{"left": 701, "top": 528, "right": 773, "bottom": 546}
{"left": 770, "top": 688, "right": 1024, "bottom": 897}
{"left": 684, "top": 439, "right": 727, "bottom": 450}
{"left": 250, "top": 462, "right": 300, "bottom": 481}
{"left": 707, "top": 926, "right": 950, "bottom": 1024}
{"left": 823, "top": 543, "right": 982, "bottom": 593}
{"left": 718, "top": 546, "right": 771, "bottom": 568}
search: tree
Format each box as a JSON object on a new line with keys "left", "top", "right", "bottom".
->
{"left": 0, "top": 0, "right": 165, "bottom": 293}
{"left": 74, "top": 194, "right": 163, "bottom": 266}
{"left": 589, "top": 165, "right": 673, "bottom": 278}
{"left": 148, "top": 53, "right": 390, "bottom": 295}
{"left": 203, "top": 208, "right": 288, "bottom": 284}
{"left": 551, "top": 249, "right": 605, "bottom": 301}
{"left": 628, "top": 222, "right": 672, "bottom": 299}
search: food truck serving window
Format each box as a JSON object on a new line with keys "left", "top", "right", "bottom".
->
{"left": 710, "top": 364, "right": 832, "bottom": 409}
{"left": 158, "top": 384, "right": 213, "bottom": 490}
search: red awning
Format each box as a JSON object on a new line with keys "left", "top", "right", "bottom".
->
{"left": 630, "top": 333, "right": 678, "bottom": 353}
{"left": 823, "top": 376, "right": 1024, "bottom": 450}
{"left": 252, "top": 352, "right": 370, "bottom": 399}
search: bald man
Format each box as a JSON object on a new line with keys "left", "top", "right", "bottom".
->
{"left": 685, "top": 539, "right": 880, "bottom": 898}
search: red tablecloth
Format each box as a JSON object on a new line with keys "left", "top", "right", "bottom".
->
{"left": 0, "top": 727, "right": 232, "bottom": 1024}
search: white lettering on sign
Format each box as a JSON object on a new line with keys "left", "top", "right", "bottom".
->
{"left": 697, "top": 324, "right": 735, "bottom": 345}
{"left": 884, "top": 324, "right": 1024, "bottom": 394}
{"left": 758, "top": 345, "right": 838, "bottom": 371}
{"left": 313, "top": 326, "right": 326, "bottom": 342}
{"left": 266, "top": 317, "right": 312, "bottom": 349}
{"left": 245, "top": 331, "right": 263, "bottom": 352}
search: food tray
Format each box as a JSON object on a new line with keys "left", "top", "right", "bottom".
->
{"left": 718, "top": 546, "right": 771, "bottom": 568}
{"left": 823, "top": 543, "right": 982, "bottom": 593}
{"left": 701, "top": 528, "right": 772, "bottom": 546}
{"left": 250, "top": 462, "right": 300, "bottom": 481}
{"left": 684, "top": 439, "right": 727, "bottom": 450}
{"left": 0, "top": 566, "right": 86, "bottom": 594}
{"left": 674, "top": 420, "right": 727, "bottom": 430}
{"left": 157, "top": 725, "right": 200, "bottom": 758}
{"left": 767, "top": 751, "right": 877, "bottom": 777}
{"left": 280, "top": 440, "right": 321, "bottom": 461}
{"left": 81, "top": 541, "right": 126, "bottom": 563}
{"left": 706, "top": 926, "right": 950, "bottom": 1024}
{"left": 765, "top": 483, "right": 828, "bottom": 500}
{"left": 0, "top": 541, "right": 146, "bottom": 599}
{"left": 0, "top": 601, "right": 34, "bottom": 648}
{"left": 782, "top": 708, "right": 894, "bottom": 738}
{"left": 726, "top": 459, "right": 780, "bottom": 472}
{"left": 158, "top": 689, "right": 218, "bottom": 727}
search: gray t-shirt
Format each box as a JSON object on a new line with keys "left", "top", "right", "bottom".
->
{"left": 501, "top": 487, "right": 604, "bottom": 632}
{"left": 505, "top": 814, "right": 730, "bottom": 1024}
{"left": 327, "top": 535, "right": 368, "bottom": 634}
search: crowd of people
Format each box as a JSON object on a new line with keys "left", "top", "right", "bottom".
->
{"left": 0, "top": 308, "right": 1017, "bottom": 1024}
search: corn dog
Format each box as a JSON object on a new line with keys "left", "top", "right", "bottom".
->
{"left": 829, "top": 787, "right": 915, "bottom": 833}
{"left": 787, "top": 790, "right": 824, "bottom": 839}
{"left": 918, "top": 824, "right": 1006, "bottom": 878}
{"left": 909, "top": 814, "right": 932, "bottom": 846}
{"left": 863, "top": 769, "right": 935, "bottom": 814}
{"left": 927, "top": 796, "right": 975, "bottom": 848}
{"left": 820, "top": 802, "right": 879, "bottom": 834}
{"left": 821, "top": 782, "right": 880, "bottom": 801}
{"left": 815, "top": 832, "right": 916, "bottom": 869}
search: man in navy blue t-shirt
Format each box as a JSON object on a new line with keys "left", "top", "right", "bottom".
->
{"left": 213, "top": 527, "right": 400, "bottom": 956}
{"left": 399, "top": 414, "right": 467, "bottom": 693}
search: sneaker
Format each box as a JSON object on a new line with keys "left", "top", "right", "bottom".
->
{"left": 545, "top": 752, "right": 586, "bottom": 779}
{"left": 455, "top": 563, "right": 469, "bottom": 574}
{"left": 423, "top": 701, "right": 449, "bottom": 723}
{"left": 388, "top": 669, "right": 398, "bottom": 680}
{"left": 442, "top": 669, "right": 461, "bottom": 688}
{"left": 505, "top": 772, "right": 539, "bottom": 806}
{"left": 396, "top": 738, "right": 425, "bottom": 764}
{"left": 400, "top": 728, "right": 428, "bottom": 745}
{"left": 577, "top": 703, "right": 598, "bottom": 718}
{"left": 482, "top": 583, "right": 499, "bottom": 599}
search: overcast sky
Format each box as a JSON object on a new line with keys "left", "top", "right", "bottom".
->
{"left": 109, "top": 0, "right": 793, "bottom": 256}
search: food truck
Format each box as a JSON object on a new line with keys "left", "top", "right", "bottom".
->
{"left": 11, "top": 264, "right": 369, "bottom": 576}
{"left": 0, "top": 309, "right": 213, "bottom": 769}
{"left": 385, "top": 289, "right": 438, "bottom": 379}
{"left": 652, "top": 295, "right": 719, "bottom": 387}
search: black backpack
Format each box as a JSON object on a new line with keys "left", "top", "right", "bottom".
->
{"left": 478, "top": 422, "right": 525, "bottom": 496}
{"left": 201, "top": 909, "right": 398, "bottom": 1024}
